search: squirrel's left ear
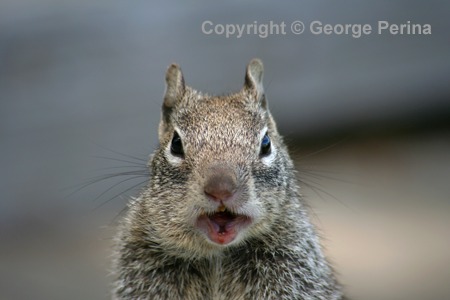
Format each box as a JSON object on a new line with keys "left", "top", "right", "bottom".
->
{"left": 244, "top": 58, "right": 266, "bottom": 107}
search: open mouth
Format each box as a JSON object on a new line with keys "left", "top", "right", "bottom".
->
{"left": 196, "top": 208, "right": 251, "bottom": 245}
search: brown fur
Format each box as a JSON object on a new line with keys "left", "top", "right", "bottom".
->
{"left": 112, "top": 59, "right": 344, "bottom": 299}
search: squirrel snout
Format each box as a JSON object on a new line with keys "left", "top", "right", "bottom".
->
{"left": 203, "top": 166, "right": 238, "bottom": 203}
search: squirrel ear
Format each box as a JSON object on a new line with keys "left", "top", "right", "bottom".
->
{"left": 244, "top": 58, "right": 265, "bottom": 105}
{"left": 162, "top": 63, "right": 185, "bottom": 124}
{"left": 164, "top": 63, "right": 185, "bottom": 109}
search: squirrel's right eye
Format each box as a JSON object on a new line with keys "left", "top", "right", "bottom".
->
{"left": 170, "top": 132, "right": 184, "bottom": 157}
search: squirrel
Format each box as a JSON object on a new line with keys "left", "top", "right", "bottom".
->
{"left": 112, "top": 59, "right": 345, "bottom": 299}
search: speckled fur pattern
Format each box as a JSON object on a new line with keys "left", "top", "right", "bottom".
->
{"left": 112, "top": 59, "right": 344, "bottom": 299}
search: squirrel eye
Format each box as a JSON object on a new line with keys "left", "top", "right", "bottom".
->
{"left": 260, "top": 133, "right": 271, "bottom": 156}
{"left": 170, "top": 131, "right": 184, "bottom": 157}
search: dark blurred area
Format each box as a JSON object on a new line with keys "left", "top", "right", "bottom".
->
{"left": 1, "top": 1, "right": 449, "bottom": 299}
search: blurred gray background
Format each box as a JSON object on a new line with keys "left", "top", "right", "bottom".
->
{"left": 1, "top": 1, "right": 450, "bottom": 299}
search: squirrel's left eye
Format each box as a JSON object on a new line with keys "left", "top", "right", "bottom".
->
{"left": 260, "top": 133, "right": 271, "bottom": 156}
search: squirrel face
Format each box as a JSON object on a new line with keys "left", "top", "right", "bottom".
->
{"left": 144, "top": 59, "right": 292, "bottom": 258}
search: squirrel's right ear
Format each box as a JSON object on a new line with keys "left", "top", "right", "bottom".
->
{"left": 160, "top": 64, "right": 185, "bottom": 136}
{"left": 163, "top": 63, "right": 185, "bottom": 121}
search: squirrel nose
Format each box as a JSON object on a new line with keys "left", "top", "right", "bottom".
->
{"left": 204, "top": 165, "right": 238, "bottom": 202}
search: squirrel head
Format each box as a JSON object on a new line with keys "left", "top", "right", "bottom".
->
{"left": 142, "top": 59, "right": 294, "bottom": 258}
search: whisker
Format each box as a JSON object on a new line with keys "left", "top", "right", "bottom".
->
{"left": 112, "top": 205, "right": 131, "bottom": 224}
{"left": 93, "top": 165, "right": 149, "bottom": 172}
{"left": 63, "top": 170, "right": 150, "bottom": 199}
{"left": 298, "top": 177, "right": 349, "bottom": 209}
{"left": 93, "top": 175, "right": 149, "bottom": 202}
{"left": 296, "top": 138, "right": 348, "bottom": 160}
{"left": 297, "top": 166, "right": 362, "bottom": 178}
{"left": 64, "top": 170, "right": 149, "bottom": 190}
{"left": 298, "top": 169, "right": 359, "bottom": 185}
{"left": 90, "top": 141, "right": 148, "bottom": 162}
{"left": 91, "top": 155, "right": 147, "bottom": 167}
{"left": 93, "top": 179, "right": 149, "bottom": 210}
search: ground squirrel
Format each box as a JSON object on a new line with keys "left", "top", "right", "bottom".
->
{"left": 112, "top": 59, "right": 344, "bottom": 299}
